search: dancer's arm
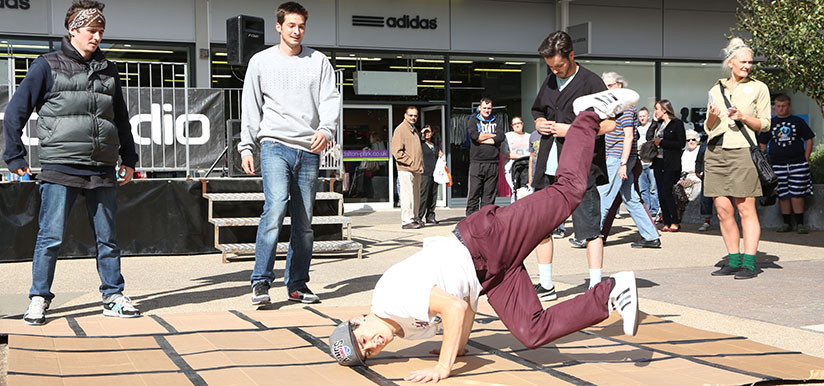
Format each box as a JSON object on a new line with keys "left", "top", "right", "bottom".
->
{"left": 405, "top": 287, "right": 474, "bottom": 383}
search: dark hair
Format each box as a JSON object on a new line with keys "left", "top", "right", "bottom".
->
{"left": 405, "top": 106, "right": 418, "bottom": 114}
{"left": 656, "top": 99, "right": 677, "bottom": 119}
{"left": 774, "top": 94, "right": 791, "bottom": 103}
{"left": 479, "top": 97, "right": 493, "bottom": 106}
{"left": 538, "top": 31, "right": 573, "bottom": 58}
{"left": 638, "top": 107, "right": 650, "bottom": 114}
{"left": 64, "top": 0, "right": 105, "bottom": 29}
{"left": 276, "top": 1, "right": 309, "bottom": 24}
{"left": 511, "top": 116, "right": 523, "bottom": 123}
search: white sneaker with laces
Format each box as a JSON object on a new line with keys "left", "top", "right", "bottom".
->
{"left": 698, "top": 222, "right": 711, "bottom": 231}
{"left": 23, "top": 296, "right": 50, "bottom": 325}
{"left": 609, "top": 271, "right": 639, "bottom": 336}
{"left": 103, "top": 295, "right": 141, "bottom": 318}
{"left": 573, "top": 89, "right": 641, "bottom": 120}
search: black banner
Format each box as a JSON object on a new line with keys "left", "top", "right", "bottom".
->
{"left": 0, "top": 88, "right": 226, "bottom": 171}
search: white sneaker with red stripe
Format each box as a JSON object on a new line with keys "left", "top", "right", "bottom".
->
{"left": 609, "top": 271, "right": 639, "bottom": 336}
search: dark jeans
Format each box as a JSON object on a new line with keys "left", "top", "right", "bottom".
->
{"left": 653, "top": 165, "right": 681, "bottom": 225}
{"left": 419, "top": 175, "right": 438, "bottom": 222}
{"left": 456, "top": 112, "right": 611, "bottom": 349}
{"left": 466, "top": 162, "right": 498, "bottom": 216}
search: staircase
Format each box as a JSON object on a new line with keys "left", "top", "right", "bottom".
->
{"left": 202, "top": 179, "right": 363, "bottom": 263}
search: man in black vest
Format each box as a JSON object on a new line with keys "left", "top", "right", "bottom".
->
{"left": 2, "top": 0, "right": 140, "bottom": 325}
{"left": 530, "top": 31, "right": 613, "bottom": 299}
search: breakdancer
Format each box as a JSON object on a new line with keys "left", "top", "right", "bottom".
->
{"left": 329, "top": 89, "right": 641, "bottom": 383}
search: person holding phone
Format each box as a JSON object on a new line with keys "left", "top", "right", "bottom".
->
{"left": 704, "top": 37, "right": 771, "bottom": 280}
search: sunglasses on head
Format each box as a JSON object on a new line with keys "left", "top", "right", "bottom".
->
{"left": 687, "top": 138, "right": 698, "bottom": 142}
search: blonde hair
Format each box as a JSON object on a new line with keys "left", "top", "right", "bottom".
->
{"left": 722, "top": 37, "right": 753, "bottom": 70}
{"left": 602, "top": 71, "right": 628, "bottom": 87}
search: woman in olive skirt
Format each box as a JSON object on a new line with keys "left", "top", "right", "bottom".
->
{"left": 704, "top": 38, "right": 771, "bottom": 280}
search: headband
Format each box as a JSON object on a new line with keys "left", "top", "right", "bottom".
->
{"left": 68, "top": 8, "right": 106, "bottom": 31}
{"left": 725, "top": 44, "right": 749, "bottom": 60}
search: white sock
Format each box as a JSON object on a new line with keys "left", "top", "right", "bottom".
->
{"left": 589, "top": 269, "right": 602, "bottom": 289}
{"left": 538, "top": 264, "right": 553, "bottom": 289}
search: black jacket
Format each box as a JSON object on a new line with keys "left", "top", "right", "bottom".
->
{"left": 467, "top": 113, "right": 504, "bottom": 163}
{"left": 421, "top": 140, "right": 439, "bottom": 176}
{"left": 652, "top": 118, "right": 686, "bottom": 172}
{"left": 530, "top": 65, "right": 607, "bottom": 189}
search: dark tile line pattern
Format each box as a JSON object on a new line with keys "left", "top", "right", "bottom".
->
{"left": 230, "top": 309, "right": 399, "bottom": 386}
{"left": 153, "top": 335, "right": 208, "bottom": 386}
{"left": 150, "top": 315, "right": 179, "bottom": 334}
{"left": 65, "top": 317, "right": 86, "bottom": 337}
{"left": 465, "top": 339, "right": 597, "bottom": 386}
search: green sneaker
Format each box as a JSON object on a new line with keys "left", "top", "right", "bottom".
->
{"left": 776, "top": 223, "right": 793, "bottom": 232}
{"left": 797, "top": 224, "right": 809, "bottom": 234}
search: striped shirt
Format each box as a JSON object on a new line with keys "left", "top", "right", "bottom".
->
{"left": 605, "top": 106, "right": 638, "bottom": 158}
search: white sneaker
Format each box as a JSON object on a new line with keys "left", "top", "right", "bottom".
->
{"left": 23, "top": 296, "right": 50, "bottom": 325}
{"left": 102, "top": 295, "right": 141, "bottom": 318}
{"left": 573, "top": 89, "right": 641, "bottom": 120}
{"left": 609, "top": 271, "right": 639, "bottom": 336}
{"left": 698, "top": 222, "right": 711, "bottom": 231}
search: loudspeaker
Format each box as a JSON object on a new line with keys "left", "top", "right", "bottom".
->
{"left": 227, "top": 119, "right": 260, "bottom": 177}
{"left": 226, "top": 15, "right": 265, "bottom": 66}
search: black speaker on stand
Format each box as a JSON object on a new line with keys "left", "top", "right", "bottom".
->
{"left": 227, "top": 15, "right": 265, "bottom": 66}
{"left": 226, "top": 119, "right": 260, "bottom": 177}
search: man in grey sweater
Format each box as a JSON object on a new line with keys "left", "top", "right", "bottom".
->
{"left": 238, "top": 1, "right": 341, "bottom": 305}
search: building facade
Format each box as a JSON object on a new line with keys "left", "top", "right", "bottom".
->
{"left": 2, "top": 0, "right": 820, "bottom": 208}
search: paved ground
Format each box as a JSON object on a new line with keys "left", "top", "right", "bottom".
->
{"left": 1, "top": 208, "right": 823, "bottom": 384}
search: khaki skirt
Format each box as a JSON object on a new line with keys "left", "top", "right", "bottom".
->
{"left": 704, "top": 145, "right": 762, "bottom": 197}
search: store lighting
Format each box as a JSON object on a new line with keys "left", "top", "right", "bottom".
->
{"left": 15, "top": 68, "right": 28, "bottom": 72}
{"left": 701, "top": 63, "right": 707, "bottom": 66}
{"left": 335, "top": 56, "right": 381, "bottom": 61}
{"left": 396, "top": 55, "right": 403, "bottom": 58}
{"left": 422, "top": 80, "right": 462, "bottom": 84}
{"left": 164, "top": 79, "right": 185, "bottom": 83}
{"left": 415, "top": 59, "right": 444, "bottom": 63}
{"left": 0, "top": 53, "right": 39, "bottom": 58}
{"left": 175, "top": 73, "right": 186, "bottom": 77}
{"left": 664, "top": 62, "right": 670, "bottom": 65}
{"left": 212, "top": 74, "right": 232, "bottom": 78}
{"left": 418, "top": 84, "right": 444, "bottom": 88}
{"left": 625, "top": 61, "right": 631, "bottom": 64}
{"left": 1, "top": 44, "right": 50, "bottom": 49}
{"left": 335, "top": 64, "right": 356, "bottom": 68}
{"left": 212, "top": 60, "right": 228, "bottom": 65}
{"left": 389, "top": 65, "right": 443, "bottom": 70}
{"left": 504, "top": 62, "right": 526, "bottom": 65}
{"left": 473, "top": 68, "right": 522, "bottom": 73}
{"left": 214, "top": 52, "right": 227, "bottom": 57}
{"left": 449, "top": 60, "right": 473, "bottom": 64}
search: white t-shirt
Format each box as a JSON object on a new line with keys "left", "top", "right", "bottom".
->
{"left": 504, "top": 131, "right": 530, "bottom": 158}
{"left": 681, "top": 147, "right": 699, "bottom": 174}
{"left": 371, "top": 236, "right": 482, "bottom": 340}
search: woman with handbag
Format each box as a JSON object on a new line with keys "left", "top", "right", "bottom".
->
{"left": 651, "top": 100, "right": 686, "bottom": 232}
{"left": 705, "top": 38, "right": 771, "bottom": 280}
{"left": 419, "top": 125, "right": 443, "bottom": 224}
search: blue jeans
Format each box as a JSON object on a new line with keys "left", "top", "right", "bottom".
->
{"left": 31, "top": 183, "right": 125, "bottom": 301}
{"left": 598, "top": 156, "right": 659, "bottom": 241}
{"left": 639, "top": 162, "right": 659, "bottom": 215}
{"left": 251, "top": 141, "right": 320, "bottom": 292}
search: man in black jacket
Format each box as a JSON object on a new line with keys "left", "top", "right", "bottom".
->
{"left": 530, "top": 31, "right": 614, "bottom": 298}
{"left": 2, "top": 0, "right": 140, "bottom": 325}
{"left": 465, "top": 98, "right": 504, "bottom": 216}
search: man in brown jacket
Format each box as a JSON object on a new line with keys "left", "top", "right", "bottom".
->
{"left": 392, "top": 106, "right": 424, "bottom": 229}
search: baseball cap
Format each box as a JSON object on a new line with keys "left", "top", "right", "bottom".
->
{"left": 329, "top": 321, "right": 366, "bottom": 367}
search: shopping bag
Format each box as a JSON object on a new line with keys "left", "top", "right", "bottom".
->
{"left": 433, "top": 157, "right": 450, "bottom": 185}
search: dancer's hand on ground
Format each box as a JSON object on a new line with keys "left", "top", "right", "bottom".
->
{"left": 405, "top": 363, "right": 451, "bottom": 383}
{"left": 429, "top": 347, "right": 468, "bottom": 356}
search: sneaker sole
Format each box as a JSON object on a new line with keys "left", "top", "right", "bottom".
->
{"left": 23, "top": 318, "right": 45, "bottom": 325}
{"left": 538, "top": 293, "right": 558, "bottom": 301}
{"left": 102, "top": 310, "right": 141, "bottom": 318}
{"left": 288, "top": 297, "right": 320, "bottom": 304}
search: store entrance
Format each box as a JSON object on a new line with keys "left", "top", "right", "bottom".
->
{"left": 341, "top": 104, "right": 447, "bottom": 211}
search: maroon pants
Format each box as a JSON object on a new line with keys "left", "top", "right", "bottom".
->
{"left": 456, "top": 111, "right": 611, "bottom": 349}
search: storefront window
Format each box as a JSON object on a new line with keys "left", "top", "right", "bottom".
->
{"left": 580, "top": 59, "right": 656, "bottom": 111}
{"left": 0, "top": 38, "right": 53, "bottom": 86}
{"left": 448, "top": 55, "right": 546, "bottom": 201}
{"left": 661, "top": 61, "right": 723, "bottom": 134}
{"left": 210, "top": 44, "right": 332, "bottom": 90}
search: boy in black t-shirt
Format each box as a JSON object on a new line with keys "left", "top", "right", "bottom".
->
{"left": 758, "top": 94, "right": 816, "bottom": 234}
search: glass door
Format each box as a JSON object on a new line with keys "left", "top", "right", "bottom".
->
{"left": 421, "top": 105, "right": 447, "bottom": 207}
{"left": 341, "top": 104, "right": 394, "bottom": 210}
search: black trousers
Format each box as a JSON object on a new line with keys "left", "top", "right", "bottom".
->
{"left": 419, "top": 175, "right": 438, "bottom": 221}
{"left": 654, "top": 166, "right": 681, "bottom": 225}
{"left": 466, "top": 162, "right": 499, "bottom": 216}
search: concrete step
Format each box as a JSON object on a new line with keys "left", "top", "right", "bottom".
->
{"left": 203, "top": 192, "right": 342, "bottom": 202}
{"left": 217, "top": 240, "right": 363, "bottom": 261}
